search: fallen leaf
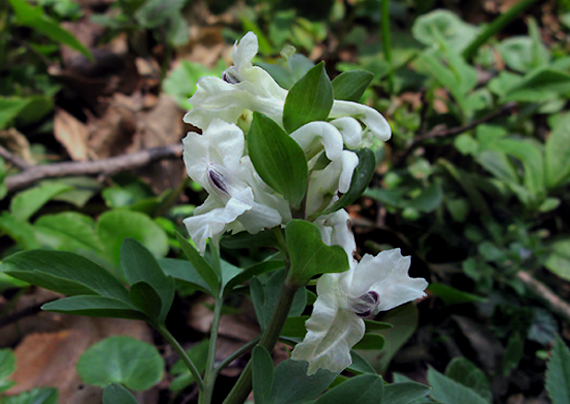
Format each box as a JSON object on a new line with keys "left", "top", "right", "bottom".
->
{"left": 54, "top": 108, "right": 92, "bottom": 161}
{"left": 0, "top": 128, "right": 35, "bottom": 164}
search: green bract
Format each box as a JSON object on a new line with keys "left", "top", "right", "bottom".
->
{"left": 283, "top": 62, "right": 334, "bottom": 133}
{"left": 248, "top": 112, "right": 309, "bottom": 208}
{"left": 285, "top": 220, "right": 349, "bottom": 286}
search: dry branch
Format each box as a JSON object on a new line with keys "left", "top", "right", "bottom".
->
{"left": 5, "top": 144, "right": 183, "bottom": 192}
{"left": 516, "top": 270, "right": 570, "bottom": 323}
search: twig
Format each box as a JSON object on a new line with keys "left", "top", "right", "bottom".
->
{"left": 516, "top": 270, "right": 570, "bottom": 323}
{"left": 395, "top": 102, "right": 517, "bottom": 167}
{"left": 0, "top": 145, "right": 31, "bottom": 170}
{"left": 0, "top": 298, "right": 57, "bottom": 329}
{"left": 5, "top": 144, "right": 183, "bottom": 192}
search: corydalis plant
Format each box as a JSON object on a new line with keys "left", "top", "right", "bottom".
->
{"left": 181, "top": 31, "right": 428, "bottom": 379}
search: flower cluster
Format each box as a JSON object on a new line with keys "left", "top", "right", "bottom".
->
{"left": 182, "top": 32, "right": 427, "bottom": 375}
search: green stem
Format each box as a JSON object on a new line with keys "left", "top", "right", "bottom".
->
{"left": 222, "top": 278, "right": 299, "bottom": 404}
{"left": 462, "top": 0, "right": 542, "bottom": 60}
{"left": 213, "top": 336, "right": 261, "bottom": 379}
{"left": 381, "top": 0, "right": 394, "bottom": 93}
{"left": 156, "top": 325, "right": 206, "bottom": 395}
{"left": 153, "top": 176, "right": 191, "bottom": 218}
{"left": 199, "top": 294, "right": 225, "bottom": 404}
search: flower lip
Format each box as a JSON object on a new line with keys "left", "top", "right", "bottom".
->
{"left": 350, "top": 291, "right": 380, "bottom": 318}
{"left": 208, "top": 167, "right": 229, "bottom": 194}
{"left": 222, "top": 69, "right": 240, "bottom": 84}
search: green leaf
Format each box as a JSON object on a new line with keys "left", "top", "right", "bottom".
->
{"left": 268, "top": 359, "right": 338, "bottom": 404}
{"left": 170, "top": 339, "right": 209, "bottom": 391}
{"left": 120, "top": 238, "right": 174, "bottom": 324}
{"left": 0, "top": 97, "right": 32, "bottom": 130}
{"left": 247, "top": 112, "right": 308, "bottom": 207}
{"left": 353, "top": 333, "right": 385, "bottom": 350}
{"left": 546, "top": 336, "right": 570, "bottom": 404}
{"left": 223, "top": 259, "right": 285, "bottom": 295}
{"left": 251, "top": 270, "right": 307, "bottom": 330}
{"left": 253, "top": 346, "right": 274, "bottom": 404}
{"left": 96, "top": 210, "right": 169, "bottom": 266}
{"left": 103, "top": 384, "right": 139, "bottom": 404}
{"left": 545, "top": 238, "right": 570, "bottom": 281}
{"left": 407, "top": 181, "right": 443, "bottom": 213}
{"left": 545, "top": 113, "right": 570, "bottom": 189}
{"left": 1, "top": 387, "right": 58, "bottom": 404}
{"left": 0, "top": 157, "right": 6, "bottom": 201}
{"left": 0, "top": 212, "right": 40, "bottom": 249}
{"left": 504, "top": 67, "right": 570, "bottom": 103}
{"left": 412, "top": 9, "right": 479, "bottom": 52}
{"left": 488, "top": 138, "right": 545, "bottom": 201}
{"left": 427, "top": 283, "right": 486, "bottom": 305}
{"left": 285, "top": 220, "right": 349, "bottom": 286}
{"left": 321, "top": 148, "right": 376, "bottom": 216}
{"left": 283, "top": 62, "right": 334, "bottom": 133}
{"left": 428, "top": 367, "right": 488, "bottom": 404}
{"left": 348, "top": 351, "right": 377, "bottom": 375}
{"left": 332, "top": 70, "right": 374, "bottom": 102}
{"left": 281, "top": 315, "right": 309, "bottom": 338}
{"left": 498, "top": 37, "right": 548, "bottom": 73}
{"left": 313, "top": 374, "right": 383, "bottom": 404}
{"left": 175, "top": 232, "right": 220, "bottom": 294}
{"left": 220, "top": 229, "right": 279, "bottom": 249}
{"left": 34, "top": 212, "right": 103, "bottom": 253}
{"left": 10, "top": 183, "right": 73, "bottom": 221}
{"left": 445, "top": 358, "right": 492, "bottom": 402}
{"left": 7, "top": 0, "right": 93, "bottom": 60}
{"left": 501, "top": 333, "right": 524, "bottom": 376}
{"left": 364, "top": 319, "right": 393, "bottom": 331}
{"left": 0, "top": 348, "right": 16, "bottom": 393}
{"left": 383, "top": 381, "right": 431, "bottom": 404}
{"left": 77, "top": 336, "right": 164, "bottom": 391}
{"left": 128, "top": 281, "right": 163, "bottom": 323}
{"left": 158, "top": 258, "right": 211, "bottom": 294}
{"left": 375, "top": 303, "right": 418, "bottom": 373}
{"left": 288, "top": 54, "right": 316, "bottom": 83}
{"left": 0, "top": 250, "right": 130, "bottom": 301}
{"left": 42, "top": 295, "right": 146, "bottom": 320}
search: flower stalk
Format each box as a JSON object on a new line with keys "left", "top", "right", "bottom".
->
{"left": 222, "top": 274, "right": 299, "bottom": 404}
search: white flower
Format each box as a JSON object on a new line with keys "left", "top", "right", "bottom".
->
{"left": 184, "top": 32, "right": 392, "bottom": 145}
{"left": 314, "top": 209, "right": 357, "bottom": 259}
{"left": 291, "top": 248, "right": 428, "bottom": 375}
{"left": 305, "top": 150, "right": 359, "bottom": 216}
{"left": 182, "top": 119, "right": 289, "bottom": 254}
{"left": 184, "top": 32, "right": 287, "bottom": 130}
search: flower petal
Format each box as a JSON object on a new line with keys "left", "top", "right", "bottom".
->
{"left": 330, "top": 117, "right": 363, "bottom": 148}
{"left": 182, "top": 119, "right": 244, "bottom": 186}
{"left": 342, "top": 249, "right": 428, "bottom": 313}
{"left": 291, "top": 274, "right": 365, "bottom": 375}
{"left": 315, "top": 209, "right": 356, "bottom": 259}
{"left": 290, "top": 121, "right": 344, "bottom": 161}
{"left": 232, "top": 31, "right": 258, "bottom": 71}
{"left": 183, "top": 193, "right": 253, "bottom": 254}
{"left": 330, "top": 100, "right": 391, "bottom": 141}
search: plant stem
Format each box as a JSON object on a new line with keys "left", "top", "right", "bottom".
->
{"left": 156, "top": 325, "right": 206, "bottom": 395}
{"left": 462, "top": 0, "right": 542, "bottom": 60}
{"left": 222, "top": 278, "right": 299, "bottom": 404}
{"left": 213, "top": 336, "right": 261, "bottom": 379}
{"left": 381, "top": 0, "right": 394, "bottom": 93}
{"left": 199, "top": 294, "right": 225, "bottom": 404}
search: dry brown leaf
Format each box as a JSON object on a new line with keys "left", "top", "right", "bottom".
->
{"left": 54, "top": 108, "right": 92, "bottom": 161}
{"left": 177, "top": 26, "right": 227, "bottom": 67}
{"left": 0, "top": 128, "right": 35, "bottom": 164}
{"left": 5, "top": 312, "right": 154, "bottom": 403}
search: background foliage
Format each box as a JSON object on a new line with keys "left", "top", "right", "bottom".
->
{"left": 1, "top": 0, "right": 570, "bottom": 403}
